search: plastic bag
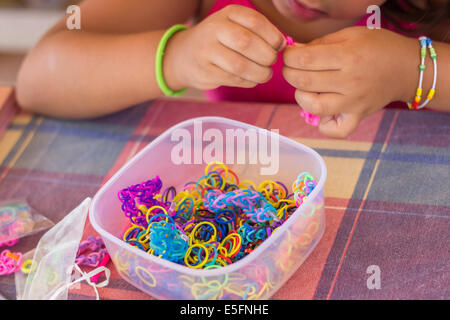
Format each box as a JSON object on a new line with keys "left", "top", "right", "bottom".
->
{"left": 20, "top": 198, "right": 95, "bottom": 300}
{"left": 0, "top": 199, "right": 54, "bottom": 244}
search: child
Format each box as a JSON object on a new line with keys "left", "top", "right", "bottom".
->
{"left": 16, "top": 0, "right": 449, "bottom": 138}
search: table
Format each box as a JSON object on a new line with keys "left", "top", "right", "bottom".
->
{"left": 0, "top": 86, "right": 449, "bottom": 300}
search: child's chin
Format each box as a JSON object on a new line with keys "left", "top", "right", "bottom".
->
{"left": 272, "top": 0, "right": 325, "bottom": 23}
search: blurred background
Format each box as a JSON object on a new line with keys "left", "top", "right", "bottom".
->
{"left": 0, "top": 0, "right": 206, "bottom": 100}
{"left": 0, "top": 0, "right": 80, "bottom": 86}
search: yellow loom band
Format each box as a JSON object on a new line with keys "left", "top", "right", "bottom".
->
{"left": 179, "top": 275, "right": 195, "bottom": 286}
{"left": 298, "top": 233, "right": 312, "bottom": 246}
{"left": 191, "top": 282, "right": 221, "bottom": 300}
{"left": 238, "top": 180, "right": 258, "bottom": 190}
{"left": 249, "top": 283, "right": 269, "bottom": 300}
{"left": 123, "top": 226, "right": 138, "bottom": 241}
{"left": 21, "top": 259, "right": 36, "bottom": 274}
{"left": 145, "top": 205, "right": 169, "bottom": 223}
{"left": 307, "top": 221, "right": 319, "bottom": 235}
{"left": 258, "top": 180, "right": 275, "bottom": 193}
{"left": 46, "top": 268, "right": 60, "bottom": 286}
{"left": 190, "top": 221, "right": 217, "bottom": 245}
{"left": 135, "top": 266, "right": 157, "bottom": 287}
{"left": 137, "top": 204, "right": 148, "bottom": 216}
{"left": 185, "top": 244, "right": 209, "bottom": 269}
{"left": 205, "top": 161, "right": 229, "bottom": 177}
{"left": 217, "top": 246, "right": 228, "bottom": 257}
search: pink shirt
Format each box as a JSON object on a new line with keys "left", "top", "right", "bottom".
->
{"left": 203, "top": 0, "right": 409, "bottom": 109}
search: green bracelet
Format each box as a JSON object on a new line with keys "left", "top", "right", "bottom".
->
{"left": 155, "top": 24, "right": 188, "bottom": 96}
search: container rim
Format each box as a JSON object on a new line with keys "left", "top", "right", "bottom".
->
{"left": 89, "top": 116, "right": 327, "bottom": 278}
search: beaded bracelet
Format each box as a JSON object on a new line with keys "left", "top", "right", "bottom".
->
{"left": 155, "top": 24, "right": 188, "bottom": 97}
{"left": 408, "top": 36, "right": 437, "bottom": 110}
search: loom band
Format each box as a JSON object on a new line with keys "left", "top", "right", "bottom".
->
{"left": 147, "top": 212, "right": 175, "bottom": 226}
{"left": 297, "top": 233, "right": 312, "bottom": 247}
{"left": 0, "top": 208, "right": 18, "bottom": 228}
{"left": 194, "top": 208, "right": 216, "bottom": 220}
{"left": 192, "top": 282, "right": 222, "bottom": 300}
{"left": 205, "top": 161, "right": 229, "bottom": 180}
{"left": 195, "top": 174, "right": 215, "bottom": 194}
{"left": 214, "top": 209, "right": 236, "bottom": 224}
{"left": 219, "top": 167, "right": 240, "bottom": 186}
{"left": 216, "top": 254, "right": 232, "bottom": 266}
{"left": 203, "top": 243, "right": 219, "bottom": 264}
{"left": 44, "top": 267, "right": 60, "bottom": 288}
{"left": 237, "top": 180, "right": 258, "bottom": 192}
{"left": 206, "top": 170, "right": 226, "bottom": 189}
{"left": 182, "top": 181, "right": 197, "bottom": 191}
{"left": 126, "top": 239, "right": 147, "bottom": 251}
{"left": 163, "top": 186, "right": 177, "bottom": 202}
{"left": 189, "top": 221, "right": 218, "bottom": 245}
{"left": 275, "top": 180, "right": 289, "bottom": 197}
{"left": 145, "top": 206, "right": 170, "bottom": 223}
{"left": 184, "top": 245, "right": 209, "bottom": 269}
{"left": 176, "top": 197, "right": 194, "bottom": 216}
{"left": 294, "top": 172, "right": 312, "bottom": 184}
{"left": 123, "top": 226, "right": 143, "bottom": 242}
{"left": 162, "top": 186, "right": 176, "bottom": 203}
{"left": 222, "top": 282, "right": 247, "bottom": 298}
{"left": 306, "top": 221, "right": 320, "bottom": 235}
{"left": 257, "top": 181, "right": 276, "bottom": 199}
{"left": 241, "top": 283, "right": 258, "bottom": 300}
{"left": 135, "top": 266, "right": 157, "bottom": 288}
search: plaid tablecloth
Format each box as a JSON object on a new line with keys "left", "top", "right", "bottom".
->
{"left": 0, "top": 86, "right": 448, "bottom": 300}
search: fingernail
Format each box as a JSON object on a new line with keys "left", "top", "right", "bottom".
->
{"left": 279, "top": 38, "right": 287, "bottom": 51}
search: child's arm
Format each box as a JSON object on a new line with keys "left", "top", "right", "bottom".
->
{"left": 16, "top": 0, "right": 199, "bottom": 118}
{"left": 283, "top": 26, "right": 450, "bottom": 139}
{"left": 16, "top": 1, "right": 285, "bottom": 119}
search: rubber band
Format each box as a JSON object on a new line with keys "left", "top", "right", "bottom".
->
{"left": 135, "top": 266, "right": 157, "bottom": 288}
{"left": 155, "top": 24, "right": 188, "bottom": 96}
{"left": 116, "top": 161, "right": 320, "bottom": 300}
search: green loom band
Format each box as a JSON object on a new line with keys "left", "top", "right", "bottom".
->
{"left": 155, "top": 24, "right": 188, "bottom": 96}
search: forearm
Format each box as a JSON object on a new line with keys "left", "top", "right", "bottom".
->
{"left": 16, "top": 29, "right": 172, "bottom": 118}
{"left": 400, "top": 38, "right": 450, "bottom": 112}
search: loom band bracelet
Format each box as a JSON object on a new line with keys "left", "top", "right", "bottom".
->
{"left": 418, "top": 38, "right": 437, "bottom": 109}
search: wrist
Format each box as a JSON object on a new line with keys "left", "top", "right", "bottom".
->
{"left": 395, "top": 36, "right": 421, "bottom": 103}
{"left": 162, "top": 28, "right": 189, "bottom": 92}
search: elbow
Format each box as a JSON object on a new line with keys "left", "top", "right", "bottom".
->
{"left": 15, "top": 55, "right": 44, "bottom": 114}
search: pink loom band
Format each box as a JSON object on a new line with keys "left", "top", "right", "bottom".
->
{"left": 285, "top": 35, "right": 321, "bottom": 127}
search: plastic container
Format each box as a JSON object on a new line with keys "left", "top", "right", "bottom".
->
{"left": 89, "top": 117, "right": 327, "bottom": 300}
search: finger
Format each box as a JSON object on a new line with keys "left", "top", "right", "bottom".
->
{"left": 283, "top": 66, "right": 342, "bottom": 93}
{"left": 318, "top": 113, "right": 362, "bottom": 139}
{"left": 208, "top": 63, "right": 258, "bottom": 89}
{"left": 217, "top": 21, "right": 279, "bottom": 67}
{"left": 294, "top": 90, "right": 344, "bottom": 116}
{"left": 284, "top": 43, "right": 343, "bottom": 71}
{"left": 225, "top": 4, "right": 286, "bottom": 51}
{"left": 210, "top": 43, "right": 273, "bottom": 84}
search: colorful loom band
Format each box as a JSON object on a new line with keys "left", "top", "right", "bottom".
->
{"left": 408, "top": 36, "right": 438, "bottom": 110}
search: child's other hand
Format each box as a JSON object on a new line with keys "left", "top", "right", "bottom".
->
{"left": 164, "top": 5, "right": 286, "bottom": 91}
{"left": 283, "top": 27, "right": 416, "bottom": 139}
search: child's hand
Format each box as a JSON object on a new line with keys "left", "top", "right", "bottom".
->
{"left": 164, "top": 5, "right": 286, "bottom": 91}
{"left": 283, "top": 27, "right": 417, "bottom": 138}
